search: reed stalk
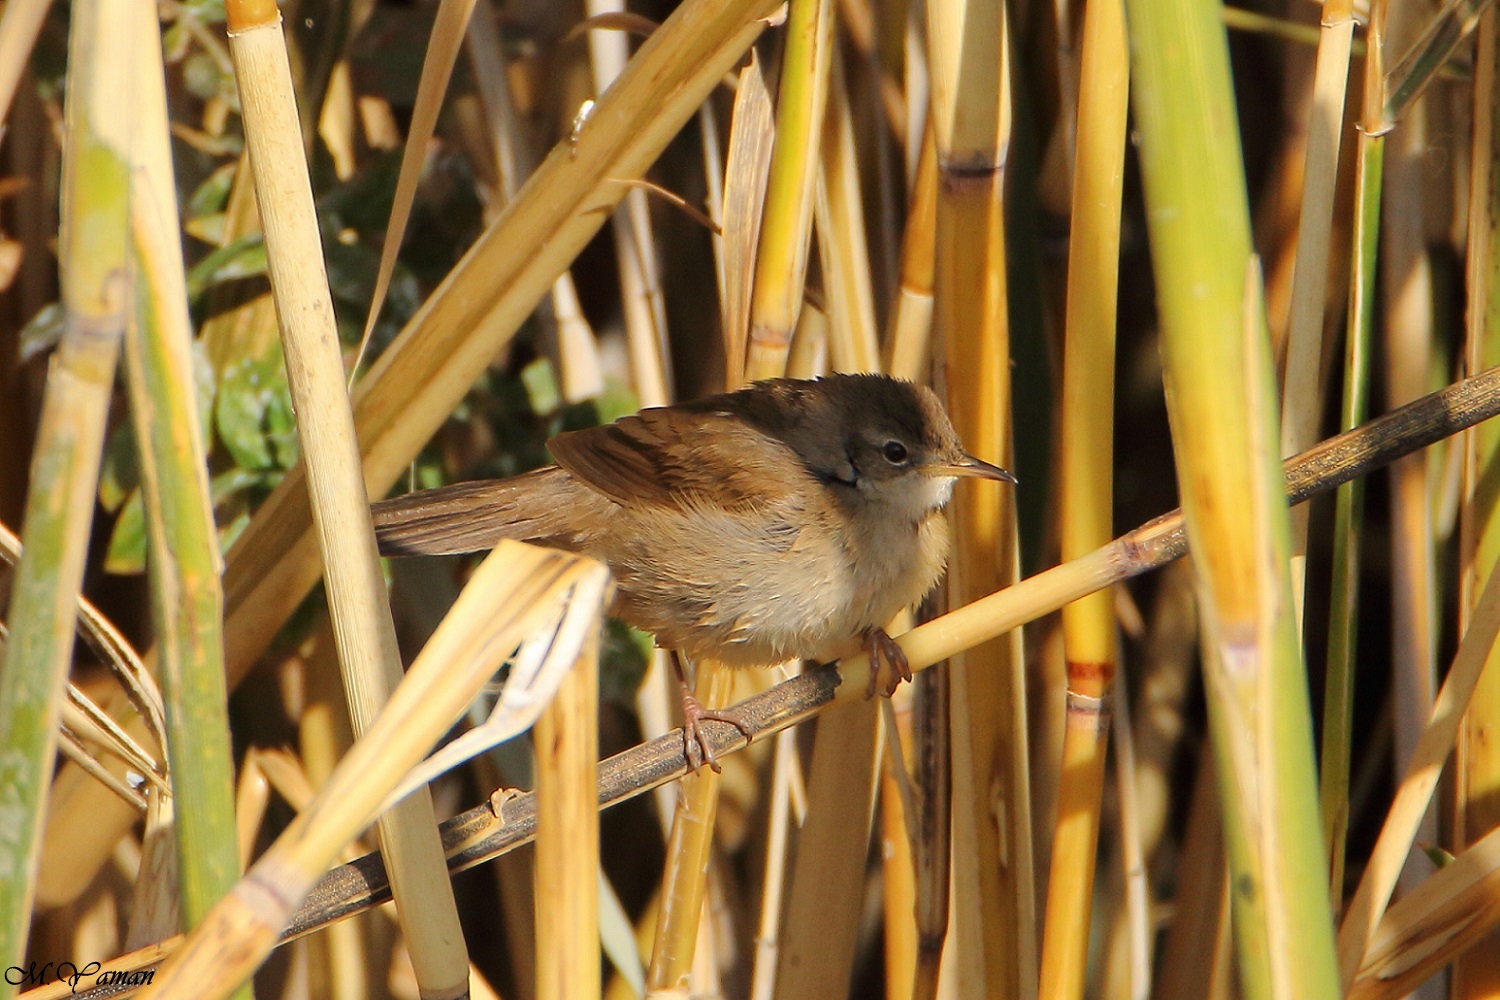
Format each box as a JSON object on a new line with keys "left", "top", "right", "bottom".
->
{"left": 122, "top": 0, "right": 239, "bottom": 934}
{"left": 883, "top": 123, "right": 937, "bottom": 383}
{"left": 0, "top": 0, "right": 130, "bottom": 967}
{"left": 1319, "top": 0, "right": 1382, "bottom": 912}
{"left": 1337, "top": 557, "right": 1500, "bottom": 984}
{"left": 138, "top": 542, "right": 610, "bottom": 1000}
{"left": 1123, "top": 0, "right": 1340, "bottom": 988}
{"left": 0, "top": 0, "right": 52, "bottom": 134}
{"left": 745, "top": 0, "right": 833, "bottom": 381}
{"left": 1278, "top": 0, "right": 1354, "bottom": 618}
{"left": 534, "top": 628, "right": 603, "bottom": 1000}
{"left": 1037, "top": 0, "right": 1127, "bottom": 988}
{"left": 66, "top": 364, "right": 1500, "bottom": 992}
{"left": 1454, "top": 11, "right": 1500, "bottom": 997}
{"left": 644, "top": 664, "right": 732, "bottom": 994}
{"left": 226, "top": 3, "right": 469, "bottom": 997}
{"left": 925, "top": 0, "right": 1035, "bottom": 991}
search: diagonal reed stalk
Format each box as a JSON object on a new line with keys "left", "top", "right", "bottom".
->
{"left": 136, "top": 542, "right": 610, "bottom": 1000}
{"left": 1337, "top": 555, "right": 1500, "bottom": 985}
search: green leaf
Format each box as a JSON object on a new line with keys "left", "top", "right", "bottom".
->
{"left": 1419, "top": 843, "right": 1456, "bottom": 869}
{"left": 594, "top": 379, "right": 642, "bottom": 425}
{"left": 520, "top": 357, "right": 561, "bottom": 416}
{"left": 98, "top": 424, "right": 139, "bottom": 513}
{"left": 600, "top": 620, "right": 651, "bottom": 707}
{"left": 186, "top": 234, "right": 267, "bottom": 301}
{"left": 265, "top": 382, "right": 299, "bottom": 468}
{"left": 215, "top": 350, "right": 295, "bottom": 471}
{"left": 218, "top": 508, "right": 251, "bottom": 556}
{"left": 18, "top": 303, "right": 65, "bottom": 364}
{"left": 187, "top": 162, "right": 236, "bottom": 220}
{"left": 192, "top": 338, "right": 217, "bottom": 445}
{"left": 209, "top": 466, "right": 271, "bottom": 505}
{"left": 183, "top": 51, "right": 232, "bottom": 104}
{"left": 104, "top": 489, "right": 147, "bottom": 575}
{"left": 178, "top": 0, "right": 226, "bottom": 24}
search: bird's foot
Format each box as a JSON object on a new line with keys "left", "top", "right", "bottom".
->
{"left": 679, "top": 690, "right": 755, "bottom": 774}
{"left": 864, "top": 626, "right": 912, "bottom": 699}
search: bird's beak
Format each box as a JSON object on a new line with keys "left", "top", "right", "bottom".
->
{"left": 926, "top": 454, "right": 1018, "bottom": 484}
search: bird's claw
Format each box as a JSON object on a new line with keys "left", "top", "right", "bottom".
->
{"left": 680, "top": 691, "right": 754, "bottom": 774}
{"left": 864, "top": 627, "right": 912, "bottom": 699}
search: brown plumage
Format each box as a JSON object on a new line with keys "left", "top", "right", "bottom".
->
{"left": 372, "top": 374, "right": 1013, "bottom": 671}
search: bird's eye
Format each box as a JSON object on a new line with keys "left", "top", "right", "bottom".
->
{"left": 882, "top": 440, "right": 909, "bottom": 464}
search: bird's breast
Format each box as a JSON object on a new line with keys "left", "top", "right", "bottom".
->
{"left": 599, "top": 499, "right": 950, "bottom": 669}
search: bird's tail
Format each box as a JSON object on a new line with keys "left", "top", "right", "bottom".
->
{"left": 371, "top": 467, "right": 597, "bottom": 556}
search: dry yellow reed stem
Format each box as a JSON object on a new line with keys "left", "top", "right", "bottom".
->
{"left": 1349, "top": 823, "right": 1500, "bottom": 1000}
{"left": 1455, "top": 12, "right": 1500, "bottom": 999}
{"left": 718, "top": 54, "right": 775, "bottom": 390}
{"left": 0, "top": 0, "right": 52, "bottom": 133}
{"left": 773, "top": 699, "right": 883, "bottom": 996}
{"left": 1279, "top": 0, "right": 1355, "bottom": 618}
{"left": 815, "top": 46, "right": 880, "bottom": 374}
{"left": 139, "top": 541, "right": 608, "bottom": 1000}
{"left": 225, "top": 2, "right": 468, "bottom": 996}
{"left": 926, "top": 0, "right": 1034, "bottom": 990}
{"left": 878, "top": 697, "right": 920, "bottom": 1000}
{"left": 586, "top": 0, "right": 673, "bottom": 407}
{"left": 645, "top": 665, "right": 732, "bottom": 994}
{"left": 535, "top": 630, "right": 602, "bottom": 1000}
{"left": 1038, "top": 0, "right": 1128, "bottom": 988}
{"left": 748, "top": 728, "right": 805, "bottom": 1000}
{"left": 1336, "top": 557, "right": 1500, "bottom": 983}
{"left": 745, "top": 0, "right": 834, "bottom": 381}
{"left": 883, "top": 124, "right": 937, "bottom": 382}
{"left": 1380, "top": 0, "right": 1442, "bottom": 920}
{"left": 350, "top": 0, "right": 480, "bottom": 380}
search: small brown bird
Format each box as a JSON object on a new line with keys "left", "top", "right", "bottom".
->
{"left": 372, "top": 374, "right": 1014, "bottom": 769}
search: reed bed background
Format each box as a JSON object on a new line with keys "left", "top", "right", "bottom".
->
{"left": 1, "top": 0, "right": 1498, "bottom": 997}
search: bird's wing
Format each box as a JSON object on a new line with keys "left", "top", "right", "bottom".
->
{"left": 547, "top": 406, "right": 806, "bottom": 509}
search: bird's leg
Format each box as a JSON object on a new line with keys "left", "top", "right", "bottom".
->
{"left": 670, "top": 652, "right": 754, "bottom": 774}
{"left": 864, "top": 626, "right": 912, "bottom": 699}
